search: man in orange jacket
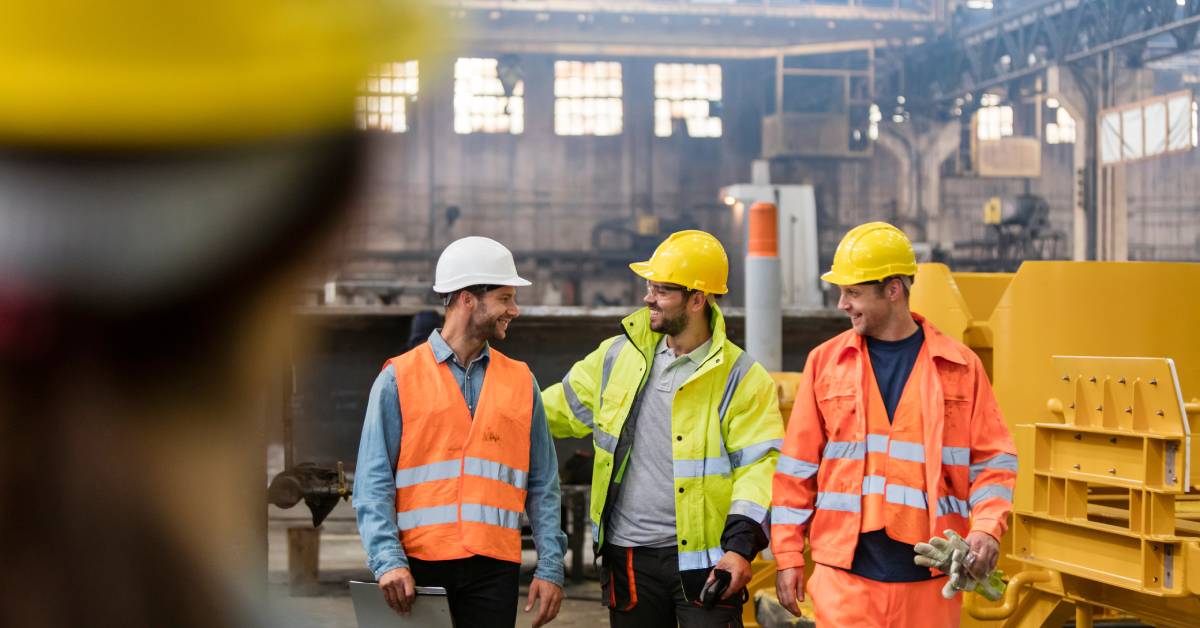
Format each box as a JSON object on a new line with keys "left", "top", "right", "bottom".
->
{"left": 771, "top": 222, "right": 1017, "bottom": 627}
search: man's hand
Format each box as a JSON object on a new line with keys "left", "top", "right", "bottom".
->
{"left": 708, "top": 551, "right": 752, "bottom": 600}
{"left": 378, "top": 567, "right": 416, "bottom": 614}
{"left": 524, "top": 577, "right": 563, "bottom": 628}
{"left": 965, "top": 531, "right": 1000, "bottom": 580}
{"left": 775, "top": 567, "right": 805, "bottom": 617}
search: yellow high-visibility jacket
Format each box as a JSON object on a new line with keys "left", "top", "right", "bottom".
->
{"left": 543, "top": 303, "right": 784, "bottom": 594}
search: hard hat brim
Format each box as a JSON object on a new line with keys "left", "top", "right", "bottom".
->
{"left": 433, "top": 275, "right": 532, "bottom": 294}
{"left": 629, "top": 261, "right": 654, "bottom": 281}
{"left": 820, "top": 270, "right": 860, "bottom": 286}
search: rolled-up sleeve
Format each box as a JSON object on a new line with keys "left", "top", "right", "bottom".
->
{"left": 351, "top": 364, "right": 409, "bottom": 579}
{"left": 526, "top": 375, "right": 568, "bottom": 586}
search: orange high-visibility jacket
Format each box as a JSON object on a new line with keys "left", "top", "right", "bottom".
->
{"left": 771, "top": 314, "right": 1017, "bottom": 571}
{"left": 387, "top": 342, "right": 533, "bottom": 564}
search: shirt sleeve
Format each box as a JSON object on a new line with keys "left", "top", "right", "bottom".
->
{"left": 351, "top": 364, "right": 409, "bottom": 579}
{"left": 720, "top": 362, "right": 785, "bottom": 561}
{"left": 526, "top": 374, "right": 568, "bottom": 586}
{"left": 966, "top": 357, "right": 1018, "bottom": 541}
{"left": 771, "top": 353, "right": 825, "bottom": 571}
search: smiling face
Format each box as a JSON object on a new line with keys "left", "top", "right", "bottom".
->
{"left": 837, "top": 278, "right": 903, "bottom": 337}
{"left": 643, "top": 280, "right": 704, "bottom": 336}
{"left": 469, "top": 286, "right": 519, "bottom": 342}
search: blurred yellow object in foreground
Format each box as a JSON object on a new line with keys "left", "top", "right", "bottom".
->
{"left": 0, "top": 0, "right": 442, "bottom": 147}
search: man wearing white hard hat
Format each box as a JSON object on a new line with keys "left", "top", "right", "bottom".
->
{"left": 353, "top": 236, "right": 567, "bottom": 628}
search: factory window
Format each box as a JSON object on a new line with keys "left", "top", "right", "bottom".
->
{"left": 654, "top": 63, "right": 722, "bottom": 138}
{"left": 454, "top": 57, "right": 524, "bottom": 135}
{"left": 1099, "top": 92, "right": 1194, "bottom": 164}
{"left": 975, "top": 95, "right": 1013, "bottom": 141}
{"left": 1045, "top": 106, "right": 1076, "bottom": 145}
{"left": 356, "top": 61, "right": 418, "bottom": 133}
{"left": 554, "top": 61, "right": 623, "bottom": 136}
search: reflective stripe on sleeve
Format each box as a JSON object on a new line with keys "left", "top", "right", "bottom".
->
{"left": 969, "top": 453, "right": 1018, "bottom": 482}
{"left": 561, "top": 376, "right": 594, "bottom": 429}
{"left": 772, "top": 506, "right": 814, "bottom": 525}
{"left": 728, "top": 439, "right": 782, "bottom": 469}
{"left": 969, "top": 484, "right": 1013, "bottom": 509}
{"left": 776, "top": 454, "right": 819, "bottom": 480}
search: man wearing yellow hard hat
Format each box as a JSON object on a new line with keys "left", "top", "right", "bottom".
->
{"left": 542, "top": 231, "right": 784, "bottom": 627}
{"left": 771, "top": 223, "right": 1017, "bottom": 627}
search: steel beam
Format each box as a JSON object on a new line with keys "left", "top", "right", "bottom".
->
{"left": 888, "top": 0, "right": 1200, "bottom": 106}
{"left": 446, "top": 0, "right": 942, "bottom": 21}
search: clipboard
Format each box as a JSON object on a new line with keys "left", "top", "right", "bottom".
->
{"left": 349, "top": 580, "right": 453, "bottom": 627}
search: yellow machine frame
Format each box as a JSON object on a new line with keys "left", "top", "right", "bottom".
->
{"left": 910, "top": 261, "right": 1200, "bottom": 627}
{"left": 753, "top": 261, "right": 1200, "bottom": 627}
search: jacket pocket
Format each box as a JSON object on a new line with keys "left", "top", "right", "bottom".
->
{"left": 816, "top": 391, "right": 856, "bottom": 441}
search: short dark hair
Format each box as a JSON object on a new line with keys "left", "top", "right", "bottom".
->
{"left": 868, "top": 275, "right": 914, "bottom": 298}
{"left": 441, "top": 284, "right": 500, "bottom": 308}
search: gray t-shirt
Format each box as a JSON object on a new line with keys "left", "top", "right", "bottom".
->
{"left": 607, "top": 336, "right": 712, "bottom": 548}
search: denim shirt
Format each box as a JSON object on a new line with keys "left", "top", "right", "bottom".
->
{"left": 352, "top": 330, "right": 567, "bottom": 585}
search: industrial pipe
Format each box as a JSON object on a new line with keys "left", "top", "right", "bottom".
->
{"left": 746, "top": 201, "right": 781, "bottom": 372}
{"left": 965, "top": 570, "right": 1055, "bottom": 621}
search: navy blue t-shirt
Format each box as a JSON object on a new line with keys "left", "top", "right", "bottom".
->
{"left": 849, "top": 326, "right": 936, "bottom": 582}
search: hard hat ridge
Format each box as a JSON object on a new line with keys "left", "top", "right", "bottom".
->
{"left": 821, "top": 221, "right": 917, "bottom": 286}
{"left": 433, "top": 236, "right": 531, "bottom": 294}
{"left": 630, "top": 229, "right": 729, "bottom": 295}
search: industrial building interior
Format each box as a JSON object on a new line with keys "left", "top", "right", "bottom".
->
{"left": 250, "top": 2, "right": 1200, "bottom": 624}
{"left": 5, "top": 2, "right": 1200, "bottom": 628}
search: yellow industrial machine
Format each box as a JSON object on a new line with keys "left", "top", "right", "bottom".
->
{"left": 910, "top": 261, "right": 1200, "bottom": 627}
{"left": 752, "top": 261, "right": 1200, "bottom": 627}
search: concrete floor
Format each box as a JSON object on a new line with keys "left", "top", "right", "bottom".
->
{"left": 267, "top": 501, "right": 610, "bottom": 627}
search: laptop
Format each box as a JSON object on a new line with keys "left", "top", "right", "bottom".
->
{"left": 349, "top": 581, "right": 453, "bottom": 628}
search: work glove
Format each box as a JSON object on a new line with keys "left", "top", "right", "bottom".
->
{"left": 913, "top": 529, "right": 968, "bottom": 572}
{"left": 914, "top": 530, "right": 1006, "bottom": 602}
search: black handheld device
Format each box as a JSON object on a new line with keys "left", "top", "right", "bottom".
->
{"left": 700, "top": 568, "right": 732, "bottom": 610}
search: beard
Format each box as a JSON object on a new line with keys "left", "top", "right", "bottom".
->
{"left": 469, "top": 304, "right": 508, "bottom": 342}
{"left": 649, "top": 306, "right": 688, "bottom": 336}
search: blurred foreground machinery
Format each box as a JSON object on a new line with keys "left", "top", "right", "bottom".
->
{"left": 753, "top": 261, "right": 1200, "bottom": 628}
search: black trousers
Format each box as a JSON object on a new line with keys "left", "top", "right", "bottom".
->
{"left": 408, "top": 555, "right": 520, "bottom": 628}
{"left": 602, "top": 545, "right": 744, "bottom": 628}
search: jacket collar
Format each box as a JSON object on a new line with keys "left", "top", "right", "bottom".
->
{"left": 427, "top": 329, "right": 490, "bottom": 367}
{"left": 834, "top": 312, "right": 969, "bottom": 366}
{"left": 621, "top": 301, "right": 727, "bottom": 364}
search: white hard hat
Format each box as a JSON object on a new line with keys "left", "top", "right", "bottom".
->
{"left": 433, "top": 236, "right": 531, "bottom": 294}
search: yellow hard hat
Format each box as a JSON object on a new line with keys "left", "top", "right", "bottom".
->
{"left": 821, "top": 222, "right": 917, "bottom": 285}
{"left": 0, "top": 0, "right": 443, "bottom": 148}
{"left": 630, "top": 230, "right": 729, "bottom": 295}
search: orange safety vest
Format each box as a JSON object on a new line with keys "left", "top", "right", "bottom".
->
{"left": 387, "top": 342, "right": 533, "bottom": 564}
{"left": 771, "top": 314, "right": 1017, "bottom": 572}
{"left": 858, "top": 345, "right": 972, "bottom": 545}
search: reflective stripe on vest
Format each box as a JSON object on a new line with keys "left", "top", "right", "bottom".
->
{"left": 389, "top": 342, "right": 532, "bottom": 563}
{"left": 860, "top": 352, "right": 929, "bottom": 542}
{"left": 858, "top": 350, "right": 978, "bottom": 544}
